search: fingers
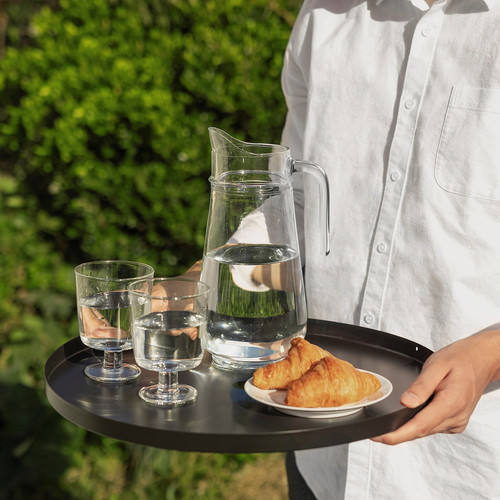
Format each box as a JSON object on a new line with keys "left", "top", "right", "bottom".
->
{"left": 371, "top": 347, "right": 485, "bottom": 445}
{"left": 81, "top": 307, "right": 110, "bottom": 337}
{"left": 371, "top": 387, "right": 467, "bottom": 445}
{"left": 371, "top": 397, "right": 439, "bottom": 445}
{"left": 145, "top": 284, "right": 199, "bottom": 340}
{"left": 80, "top": 306, "right": 127, "bottom": 339}
{"left": 91, "top": 325, "right": 125, "bottom": 339}
{"left": 168, "top": 327, "right": 199, "bottom": 341}
{"left": 399, "top": 357, "right": 450, "bottom": 409}
{"left": 371, "top": 353, "right": 458, "bottom": 445}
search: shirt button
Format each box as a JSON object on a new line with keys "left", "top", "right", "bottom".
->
{"left": 376, "top": 242, "right": 387, "bottom": 253}
{"left": 404, "top": 98, "right": 415, "bottom": 110}
{"left": 390, "top": 171, "right": 399, "bottom": 182}
{"left": 421, "top": 24, "right": 435, "bottom": 37}
{"left": 364, "top": 313, "right": 374, "bottom": 325}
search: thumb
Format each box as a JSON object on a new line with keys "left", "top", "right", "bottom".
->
{"left": 400, "top": 389, "right": 424, "bottom": 408}
{"left": 400, "top": 361, "right": 445, "bottom": 408}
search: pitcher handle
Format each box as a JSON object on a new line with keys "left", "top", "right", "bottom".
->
{"left": 292, "top": 160, "right": 331, "bottom": 256}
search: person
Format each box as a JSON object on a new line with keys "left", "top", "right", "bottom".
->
{"left": 277, "top": 0, "right": 500, "bottom": 498}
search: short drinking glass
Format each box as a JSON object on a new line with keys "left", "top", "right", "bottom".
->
{"left": 129, "top": 278, "right": 210, "bottom": 407}
{"left": 75, "top": 260, "right": 154, "bottom": 382}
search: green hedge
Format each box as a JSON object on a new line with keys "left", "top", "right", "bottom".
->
{"left": 0, "top": 0, "right": 301, "bottom": 498}
{"left": 1, "top": 0, "right": 297, "bottom": 273}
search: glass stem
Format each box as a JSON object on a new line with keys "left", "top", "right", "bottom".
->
{"left": 103, "top": 351, "right": 123, "bottom": 370}
{"left": 158, "top": 371, "right": 179, "bottom": 399}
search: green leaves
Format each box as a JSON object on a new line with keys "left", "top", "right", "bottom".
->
{"left": 1, "top": 0, "right": 301, "bottom": 279}
{"left": 0, "top": 0, "right": 301, "bottom": 497}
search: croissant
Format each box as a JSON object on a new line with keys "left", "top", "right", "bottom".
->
{"left": 285, "top": 355, "right": 381, "bottom": 407}
{"left": 252, "top": 337, "right": 332, "bottom": 390}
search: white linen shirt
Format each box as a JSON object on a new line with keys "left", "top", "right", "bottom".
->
{"left": 281, "top": 0, "right": 500, "bottom": 499}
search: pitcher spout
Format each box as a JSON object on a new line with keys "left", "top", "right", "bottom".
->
{"left": 209, "top": 127, "right": 289, "bottom": 156}
{"left": 209, "top": 127, "right": 246, "bottom": 153}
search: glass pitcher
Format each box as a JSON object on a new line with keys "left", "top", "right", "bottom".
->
{"left": 200, "top": 128, "right": 330, "bottom": 371}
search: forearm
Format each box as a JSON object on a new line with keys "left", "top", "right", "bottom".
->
{"left": 183, "top": 259, "right": 202, "bottom": 280}
{"left": 471, "top": 326, "right": 500, "bottom": 385}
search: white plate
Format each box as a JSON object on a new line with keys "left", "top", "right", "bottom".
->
{"left": 244, "top": 371, "right": 393, "bottom": 419}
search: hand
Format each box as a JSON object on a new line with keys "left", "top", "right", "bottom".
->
{"left": 150, "top": 300, "right": 198, "bottom": 340}
{"left": 148, "top": 261, "right": 203, "bottom": 310}
{"left": 80, "top": 306, "right": 124, "bottom": 339}
{"left": 150, "top": 265, "right": 203, "bottom": 341}
{"left": 182, "top": 259, "right": 203, "bottom": 281}
{"left": 371, "top": 328, "right": 500, "bottom": 445}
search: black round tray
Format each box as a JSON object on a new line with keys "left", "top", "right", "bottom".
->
{"left": 44, "top": 319, "right": 432, "bottom": 453}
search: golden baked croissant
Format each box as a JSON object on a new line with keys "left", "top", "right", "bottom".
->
{"left": 252, "top": 337, "right": 332, "bottom": 390}
{"left": 285, "top": 355, "right": 381, "bottom": 407}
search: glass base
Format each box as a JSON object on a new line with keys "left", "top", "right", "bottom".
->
{"left": 210, "top": 353, "right": 283, "bottom": 372}
{"left": 206, "top": 337, "right": 294, "bottom": 372}
{"left": 139, "top": 384, "right": 198, "bottom": 407}
{"left": 84, "top": 362, "right": 141, "bottom": 383}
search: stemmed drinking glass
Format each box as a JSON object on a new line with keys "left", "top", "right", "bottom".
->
{"left": 128, "top": 278, "right": 210, "bottom": 407}
{"left": 75, "top": 260, "right": 154, "bottom": 383}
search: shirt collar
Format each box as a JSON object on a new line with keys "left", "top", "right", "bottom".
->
{"left": 373, "top": 0, "right": 494, "bottom": 10}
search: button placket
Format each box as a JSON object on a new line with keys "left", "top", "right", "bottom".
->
{"left": 359, "top": 6, "right": 445, "bottom": 329}
{"left": 363, "top": 313, "right": 374, "bottom": 325}
{"left": 421, "top": 23, "right": 435, "bottom": 37}
{"left": 404, "top": 97, "right": 416, "bottom": 110}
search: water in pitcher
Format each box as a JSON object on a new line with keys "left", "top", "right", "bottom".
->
{"left": 201, "top": 243, "right": 307, "bottom": 370}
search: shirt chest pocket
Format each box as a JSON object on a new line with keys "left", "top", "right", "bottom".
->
{"left": 435, "top": 86, "right": 500, "bottom": 202}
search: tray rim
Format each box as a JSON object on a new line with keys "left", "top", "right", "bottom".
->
{"left": 44, "top": 320, "right": 433, "bottom": 453}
